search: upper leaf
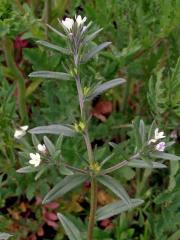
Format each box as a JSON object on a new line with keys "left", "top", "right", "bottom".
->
{"left": 17, "top": 166, "right": 40, "bottom": 173}
{"left": 29, "top": 124, "right": 75, "bottom": 137}
{"left": 97, "top": 175, "right": 131, "bottom": 206}
{"left": 47, "top": 24, "right": 67, "bottom": 39}
{"left": 29, "top": 71, "right": 72, "bottom": 81}
{"left": 86, "top": 78, "right": 126, "bottom": 100}
{"left": 42, "top": 174, "right": 88, "bottom": 204}
{"left": 84, "top": 28, "right": 103, "bottom": 43}
{"left": 37, "top": 40, "right": 71, "bottom": 55}
{"left": 128, "top": 160, "right": 167, "bottom": 169}
{"left": 82, "top": 42, "right": 111, "bottom": 63}
{"left": 57, "top": 213, "right": 82, "bottom": 240}
{"left": 150, "top": 152, "right": 180, "bottom": 161}
{"left": 96, "top": 198, "right": 144, "bottom": 220}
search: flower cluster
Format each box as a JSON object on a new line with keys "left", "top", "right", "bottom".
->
{"left": 61, "top": 15, "right": 87, "bottom": 32}
{"left": 149, "top": 128, "right": 166, "bottom": 152}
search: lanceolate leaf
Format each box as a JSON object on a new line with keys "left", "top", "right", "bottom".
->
{"left": 47, "top": 24, "right": 67, "bottom": 39}
{"left": 16, "top": 166, "right": 39, "bottom": 173}
{"left": 82, "top": 42, "right": 111, "bottom": 63}
{"left": 37, "top": 40, "right": 71, "bottom": 55}
{"left": 43, "top": 136, "right": 55, "bottom": 156}
{"left": 57, "top": 213, "right": 82, "bottom": 240}
{"left": 84, "top": 28, "right": 103, "bottom": 43}
{"left": 86, "top": 78, "right": 126, "bottom": 100}
{"left": 96, "top": 199, "right": 144, "bottom": 220}
{"left": 29, "top": 71, "right": 72, "bottom": 81}
{"left": 150, "top": 152, "right": 180, "bottom": 161}
{"left": 42, "top": 174, "right": 88, "bottom": 204}
{"left": 128, "top": 160, "right": 167, "bottom": 169}
{"left": 0, "top": 233, "right": 13, "bottom": 240}
{"left": 29, "top": 125, "right": 75, "bottom": 137}
{"left": 97, "top": 175, "right": 131, "bottom": 206}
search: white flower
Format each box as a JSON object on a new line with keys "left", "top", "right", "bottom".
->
{"left": 149, "top": 128, "right": 165, "bottom": 144}
{"left": 29, "top": 153, "right": 41, "bottom": 167}
{"left": 155, "top": 142, "right": 166, "bottom": 152}
{"left": 62, "top": 17, "right": 74, "bottom": 31}
{"left": 37, "top": 144, "right": 46, "bottom": 153}
{"left": 76, "top": 15, "right": 87, "bottom": 26}
{"left": 14, "top": 125, "right": 28, "bottom": 139}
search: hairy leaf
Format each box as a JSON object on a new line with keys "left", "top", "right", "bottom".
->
{"left": 29, "top": 125, "right": 75, "bottom": 137}
{"left": 43, "top": 174, "right": 88, "bottom": 204}
{"left": 57, "top": 213, "right": 82, "bottom": 240}
{"left": 86, "top": 78, "right": 126, "bottom": 100}
{"left": 128, "top": 160, "right": 167, "bottom": 168}
{"left": 84, "top": 28, "right": 103, "bottom": 43}
{"left": 150, "top": 152, "right": 180, "bottom": 161}
{"left": 37, "top": 40, "right": 71, "bottom": 55}
{"left": 47, "top": 24, "right": 67, "bottom": 39}
{"left": 17, "top": 166, "right": 39, "bottom": 173}
{"left": 82, "top": 42, "right": 111, "bottom": 63}
{"left": 29, "top": 71, "right": 72, "bottom": 80}
{"left": 96, "top": 199, "right": 144, "bottom": 220}
{"left": 97, "top": 175, "right": 131, "bottom": 206}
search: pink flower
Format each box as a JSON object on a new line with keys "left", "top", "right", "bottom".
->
{"left": 155, "top": 142, "right": 166, "bottom": 152}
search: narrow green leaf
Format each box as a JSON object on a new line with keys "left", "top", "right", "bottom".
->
{"left": 29, "top": 71, "right": 72, "bottom": 81}
{"left": 86, "top": 78, "right": 126, "bottom": 100}
{"left": 29, "top": 124, "right": 75, "bottom": 137}
{"left": 47, "top": 24, "right": 67, "bottom": 39}
{"left": 97, "top": 175, "right": 131, "bottom": 206}
{"left": 82, "top": 42, "right": 111, "bottom": 63}
{"left": 128, "top": 160, "right": 167, "bottom": 169}
{"left": 96, "top": 199, "right": 144, "bottom": 220}
{"left": 150, "top": 152, "right": 180, "bottom": 161}
{"left": 42, "top": 174, "right": 88, "bottom": 204}
{"left": 43, "top": 136, "right": 55, "bottom": 156}
{"left": 84, "top": 28, "right": 103, "bottom": 43}
{"left": 37, "top": 40, "right": 71, "bottom": 55}
{"left": 31, "top": 134, "right": 40, "bottom": 148}
{"left": 60, "top": 165, "right": 74, "bottom": 175}
{"left": 16, "top": 166, "right": 39, "bottom": 173}
{"left": 139, "top": 120, "right": 145, "bottom": 143}
{"left": 57, "top": 213, "right": 82, "bottom": 240}
{"left": 0, "top": 233, "right": 13, "bottom": 240}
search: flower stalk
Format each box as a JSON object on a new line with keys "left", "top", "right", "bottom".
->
{"left": 69, "top": 17, "right": 97, "bottom": 239}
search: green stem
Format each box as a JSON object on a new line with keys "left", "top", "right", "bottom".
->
{"left": 2, "top": 38, "right": 28, "bottom": 122}
{"left": 87, "top": 177, "right": 97, "bottom": 240}
{"left": 75, "top": 72, "right": 96, "bottom": 240}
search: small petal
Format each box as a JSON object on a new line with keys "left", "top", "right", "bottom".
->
{"left": 29, "top": 152, "right": 41, "bottom": 167}
{"left": 14, "top": 125, "right": 28, "bottom": 139}
{"left": 76, "top": 15, "right": 87, "bottom": 26}
{"left": 155, "top": 142, "right": 166, "bottom": 152}
{"left": 37, "top": 144, "right": 46, "bottom": 153}
{"left": 20, "top": 125, "right": 29, "bottom": 131}
{"left": 62, "top": 18, "right": 74, "bottom": 31}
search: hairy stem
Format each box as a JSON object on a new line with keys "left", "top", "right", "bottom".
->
{"left": 2, "top": 38, "right": 28, "bottom": 122}
{"left": 75, "top": 72, "right": 96, "bottom": 240}
{"left": 87, "top": 177, "right": 97, "bottom": 240}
